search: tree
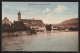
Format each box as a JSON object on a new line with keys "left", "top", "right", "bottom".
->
{"left": 45, "top": 24, "right": 52, "bottom": 31}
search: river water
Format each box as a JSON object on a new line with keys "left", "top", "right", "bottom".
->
{"left": 2, "top": 31, "right": 78, "bottom": 52}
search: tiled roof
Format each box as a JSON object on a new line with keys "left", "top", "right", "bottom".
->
{"left": 21, "top": 19, "right": 44, "bottom": 27}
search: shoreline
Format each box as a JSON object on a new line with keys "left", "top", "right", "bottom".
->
{"left": 2, "top": 31, "right": 78, "bottom": 38}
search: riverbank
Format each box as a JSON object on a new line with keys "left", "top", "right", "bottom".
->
{"left": 2, "top": 30, "right": 78, "bottom": 38}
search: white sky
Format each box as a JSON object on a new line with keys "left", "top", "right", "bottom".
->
{"left": 2, "top": 2, "right": 78, "bottom": 24}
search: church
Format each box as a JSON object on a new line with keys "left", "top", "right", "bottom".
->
{"left": 18, "top": 11, "right": 45, "bottom": 32}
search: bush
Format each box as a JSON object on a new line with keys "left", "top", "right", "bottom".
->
{"left": 69, "top": 27, "right": 78, "bottom": 31}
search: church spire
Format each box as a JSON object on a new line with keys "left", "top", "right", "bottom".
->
{"left": 18, "top": 11, "right": 21, "bottom": 22}
{"left": 18, "top": 11, "right": 21, "bottom": 15}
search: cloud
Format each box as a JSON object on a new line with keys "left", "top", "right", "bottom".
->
{"left": 20, "top": 7, "right": 27, "bottom": 11}
{"left": 53, "top": 5, "right": 68, "bottom": 14}
{"left": 3, "top": 5, "right": 8, "bottom": 8}
{"left": 42, "top": 8, "right": 50, "bottom": 13}
{"left": 42, "top": 11, "right": 78, "bottom": 24}
{"left": 3, "top": 5, "right": 13, "bottom": 9}
{"left": 3, "top": 4, "right": 28, "bottom": 12}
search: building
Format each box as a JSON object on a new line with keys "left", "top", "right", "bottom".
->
{"left": 2, "top": 17, "right": 11, "bottom": 25}
{"left": 18, "top": 11, "right": 45, "bottom": 32}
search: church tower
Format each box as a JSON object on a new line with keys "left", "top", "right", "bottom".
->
{"left": 18, "top": 11, "right": 21, "bottom": 22}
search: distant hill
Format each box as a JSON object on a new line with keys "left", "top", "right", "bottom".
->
{"left": 53, "top": 18, "right": 78, "bottom": 26}
{"left": 60, "top": 18, "right": 78, "bottom": 25}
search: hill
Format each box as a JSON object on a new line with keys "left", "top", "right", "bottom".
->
{"left": 60, "top": 18, "right": 78, "bottom": 25}
{"left": 52, "top": 18, "right": 78, "bottom": 29}
{"left": 52, "top": 18, "right": 78, "bottom": 31}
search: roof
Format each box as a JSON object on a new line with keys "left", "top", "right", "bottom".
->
{"left": 21, "top": 19, "right": 44, "bottom": 27}
{"left": 3, "top": 17, "right": 9, "bottom": 20}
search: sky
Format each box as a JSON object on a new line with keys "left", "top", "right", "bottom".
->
{"left": 2, "top": 2, "right": 78, "bottom": 24}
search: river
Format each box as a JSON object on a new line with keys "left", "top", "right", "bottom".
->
{"left": 2, "top": 31, "right": 78, "bottom": 52}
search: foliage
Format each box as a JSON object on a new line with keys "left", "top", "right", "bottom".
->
{"left": 2, "top": 22, "right": 27, "bottom": 32}
{"left": 69, "top": 27, "right": 78, "bottom": 31}
{"left": 45, "top": 24, "right": 52, "bottom": 31}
